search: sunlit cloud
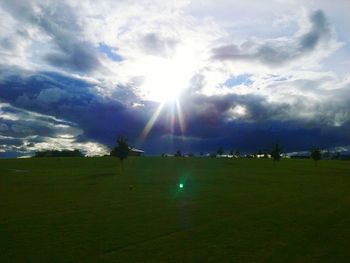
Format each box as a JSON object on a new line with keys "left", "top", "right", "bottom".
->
{"left": 0, "top": 102, "right": 108, "bottom": 156}
{"left": 1, "top": 0, "right": 350, "bottom": 155}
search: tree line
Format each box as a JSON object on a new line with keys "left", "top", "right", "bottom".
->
{"left": 34, "top": 149, "right": 84, "bottom": 157}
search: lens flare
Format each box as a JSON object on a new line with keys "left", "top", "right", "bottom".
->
{"left": 138, "top": 98, "right": 186, "bottom": 142}
{"left": 175, "top": 99, "right": 185, "bottom": 135}
{"left": 139, "top": 102, "right": 165, "bottom": 140}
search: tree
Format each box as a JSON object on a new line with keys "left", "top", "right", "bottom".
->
{"left": 217, "top": 147, "right": 224, "bottom": 155}
{"left": 175, "top": 149, "right": 182, "bottom": 157}
{"left": 333, "top": 151, "right": 341, "bottom": 160}
{"left": 34, "top": 149, "right": 84, "bottom": 157}
{"left": 310, "top": 147, "right": 321, "bottom": 166}
{"left": 111, "top": 136, "right": 129, "bottom": 165}
{"left": 322, "top": 150, "right": 330, "bottom": 159}
{"left": 235, "top": 150, "right": 240, "bottom": 158}
{"left": 271, "top": 143, "right": 282, "bottom": 163}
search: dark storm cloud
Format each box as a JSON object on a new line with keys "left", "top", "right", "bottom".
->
{"left": 1, "top": 2, "right": 349, "bottom": 157}
{"left": 134, "top": 89, "right": 350, "bottom": 154}
{"left": 0, "top": 69, "right": 149, "bottom": 148}
{"left": 43, "top": 43, "right": 100, "bottom": 73}
{"left": 0, "top": 0, "right": 101, "bottom": 73}
{"left": 179, "top": 92, "right": 290, "bottom": 131}
{"left": 1, "top": 69, "right": 350, "bottom": 156}
{"left": 139, "top": 120, "right": 350, "bottom": 155}
{"left": 0, "top": 102, "right": 78, "bottom": 139}
{"left": 212, "top": 10, "right": 331, "bottom": 66}
{"left": 300, "top": 10, "right": 330, "bottom": 51}
{"left": 0, "top": 100, "right": 88, "bottom": 157}
{"left": 262, "top": 77, "right": 350, "bottom": 127}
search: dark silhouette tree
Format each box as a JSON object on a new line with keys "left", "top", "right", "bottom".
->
{"left": 111, "top": 136, "right": 129, "bottom": 166}
{"left": 322, "top": 150, "right": 330, "bottom": 159}
{"left": 235, "top": 150, "right": 240, "bottom": 158}
{"left": 271, "top": 143, "right": 282, "bottom": 163}
{"left": 217, "top": 147, "right": 224, "bottom": 155}
{"left": 310, "top": 147, "right": 321, "bottom": 166}
{"left": 333, "top": 151, "right": 340, "bottom": 160}
{"left": 175, "top": 149, "right": 182, "bottom": 157}
{"left": 35, "top": 149, "right": 84, "bottom": 157}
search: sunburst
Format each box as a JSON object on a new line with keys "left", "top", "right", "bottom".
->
{"left": 139, "top": 98, "right": 186, "bottom": 142}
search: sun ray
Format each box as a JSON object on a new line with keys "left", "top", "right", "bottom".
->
{"left": 175, "top": 99, "right": 185, "bottom": 136}
{"left": 169, "top": 102, "right": 175, "bottom": 134}
{"left": 138, "top": 98, "right": 187, "bottom": 151}
{"left": 139, "top": 102, "right": 165, "bottom": 141}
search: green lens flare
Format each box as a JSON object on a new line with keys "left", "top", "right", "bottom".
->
{"left": 179, "top": 183, "right": 184, "bottom": 189}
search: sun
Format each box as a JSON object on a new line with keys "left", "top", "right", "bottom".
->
{"left": 137, "top": 46, "right": 197, "bottom": 141}
{"left": 141, "top": 47, "right": 195, "bottom": 102}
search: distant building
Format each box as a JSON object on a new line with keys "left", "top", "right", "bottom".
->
{"left": 129, "top": 147, "right": 144, "bottom": 156}
{"left": 217, "top": 154, "right": 234, "bottom": 158}
{"left": 256, "top": 154, "right": 271, "bottom": 158}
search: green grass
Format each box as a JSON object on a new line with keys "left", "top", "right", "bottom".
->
{"left": 1, "top": 157, "right": 350, "bottom": 262}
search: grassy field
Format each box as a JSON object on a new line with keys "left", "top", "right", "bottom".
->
{"left": 1, "top": 157, "right": 350, "bottom": 262}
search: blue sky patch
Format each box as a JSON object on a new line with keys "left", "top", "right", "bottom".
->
{"left": 97, "top": 43, "right": 123, "bottom": 62}
{"left": 223, "top": 74, "right": 252, "bottom": 87}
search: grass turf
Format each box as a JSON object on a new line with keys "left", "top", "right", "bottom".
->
{"left": 1, "top": 157, "right": 350, "bottom": 262}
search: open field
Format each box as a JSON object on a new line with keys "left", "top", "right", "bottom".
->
{"left": 1, "top": 157, "right": 350, "bottom": 262}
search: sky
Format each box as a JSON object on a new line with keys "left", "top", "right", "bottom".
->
{"left": 1, "top": 0, "right": 350, "bottom": 157}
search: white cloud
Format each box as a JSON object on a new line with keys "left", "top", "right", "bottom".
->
{"left": 0, "top": 102, "right": 108, "bottom": 156}
{"left": 1, "top": 0, "right": 350, "bottom": 144}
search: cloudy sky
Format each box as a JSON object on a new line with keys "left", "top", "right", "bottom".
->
{"left": 1, "top": 0, "right": 350, "bottom": 157}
